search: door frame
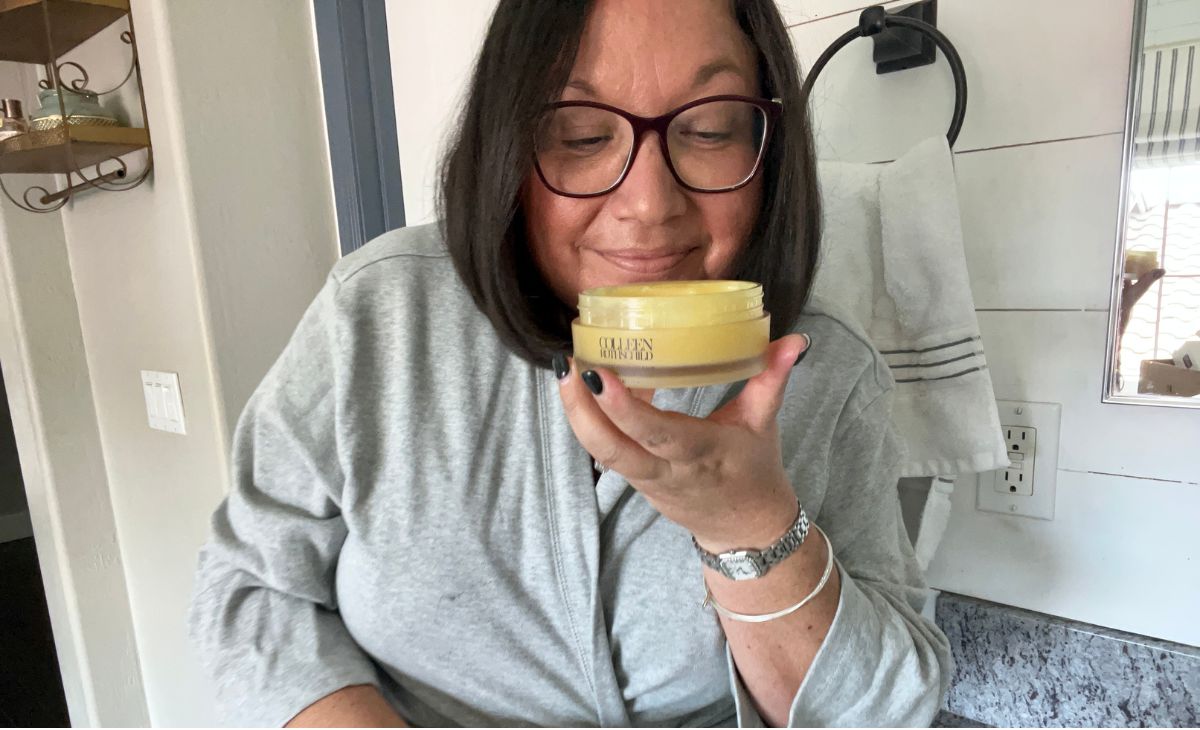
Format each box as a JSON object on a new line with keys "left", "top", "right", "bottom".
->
{"left": 313, "top": 0, "right": 407, "bottom": 255}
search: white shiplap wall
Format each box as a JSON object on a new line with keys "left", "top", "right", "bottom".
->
{"left": 791, "top": 0, "right": 1200, "bottom": 646}
{"left": 386, "top": 0, "right": 1200, "bottom": 646}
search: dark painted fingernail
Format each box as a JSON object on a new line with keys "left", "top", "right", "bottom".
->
{"left": 794, "top": 334, "right": 813, "bottom": 366}
{"left": 582, "top": 370, "right": 603, "bottom": 396}
{"left": 552, "top": 353, "right": 570, "bottom": 381}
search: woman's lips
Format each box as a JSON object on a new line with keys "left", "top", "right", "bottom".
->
{"left": 592, "top": 248, "right": 695, "bottom": 275}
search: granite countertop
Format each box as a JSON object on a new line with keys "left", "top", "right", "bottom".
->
{"left": 932, "top": 709, "right": 991, "bottom": 727}
{"left": 935, "top": 592, "right": 1199, "bottom": 727}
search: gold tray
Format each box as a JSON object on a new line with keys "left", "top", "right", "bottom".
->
{"left": 0, "top": 125, "right": 149, "bottom": 174}
{"left": 29, "top": 115, "right": 122, "bottom": 132}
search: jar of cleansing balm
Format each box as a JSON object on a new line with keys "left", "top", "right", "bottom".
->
{"left": 571, "top": 280, "right": 770, "bottom": 389}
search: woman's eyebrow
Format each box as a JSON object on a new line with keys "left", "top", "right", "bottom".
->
{"left": 565, "top": 78, "right": 597, "bottom": 95}
{"left": 691, "top": 59, "right": 749, "bottom": 90}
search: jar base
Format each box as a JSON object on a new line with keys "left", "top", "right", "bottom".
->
{"left": 575, "top": 355, "right": 767, "bottom": 389}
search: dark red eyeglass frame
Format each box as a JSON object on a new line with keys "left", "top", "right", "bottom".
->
{"left": 532, "top": 94, "right": 784, "bottom": 198}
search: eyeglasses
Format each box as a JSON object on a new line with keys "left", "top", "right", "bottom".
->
{"left": 533, "top": 95, "right": 782, "bottom": 198}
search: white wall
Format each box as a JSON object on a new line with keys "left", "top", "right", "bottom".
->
{"left": 0, "top": 192, "right": 150, "bottom": 728}
{"left": 386, "top": 0, "right": 497, "bottom": 225}
{"left": 771, "top": 0, "right": 1198, "bottom": 646}
{"left": 0, "top": 62, "right": 146, "bottom": 726}
{"left": 61, "top": 2, "right": 337, "bottom": 723}
{"left": 0, "top": 2, "right": 339, "bottom": 725}
{"left": 386, "top": 0, "right": 1200, "bottom": 647}
{"left": 1145, "top": 0, "right": 1200, "bottom": 49}
{"left": 0, "top": 64, "right": 30, "bottom": 533}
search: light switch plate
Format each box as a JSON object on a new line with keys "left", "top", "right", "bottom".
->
{"left": 141, "top": 370, "right": 186, "bottom": 435}
{"left": 976, "top": 399, "right": 1060, "bottom": 520}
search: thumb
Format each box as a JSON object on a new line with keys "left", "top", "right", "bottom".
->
{"left": 715, "top": 333, "right": 810, "bottom": 431}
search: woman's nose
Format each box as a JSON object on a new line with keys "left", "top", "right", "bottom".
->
{"left": 607, "top": 133, "right": 688, "bottom": 226}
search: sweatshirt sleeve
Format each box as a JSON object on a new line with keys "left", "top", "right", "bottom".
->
{"left": 187, "top": 277, "right": 380, "bottom": 727}
{"left": 729, "top": 387, "right": 953, "bottom": 727}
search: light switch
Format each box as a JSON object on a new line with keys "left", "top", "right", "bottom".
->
{"left": 141, "top": 370, "right": 186, "bottom": 435}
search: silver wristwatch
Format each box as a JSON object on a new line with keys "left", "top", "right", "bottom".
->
{"left": 692, "top": 499, "right": 810, "bottom": 581}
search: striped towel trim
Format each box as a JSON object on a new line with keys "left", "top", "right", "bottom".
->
{"left": 880, "top": 335, "right": 980, "bottom": 355}
{"left": 881, "top": 336, "right": 989, "bottom": 385}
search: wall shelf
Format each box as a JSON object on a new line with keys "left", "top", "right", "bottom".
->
{"left": 0, "top": 0, "right": 152, "bottom": 212}
{"left": 0, "top": 125, "right": 149, "bottom": 174}
{"left": 0, "top": 0, "right": 129, "bottom": 64}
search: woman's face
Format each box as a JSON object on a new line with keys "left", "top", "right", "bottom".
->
{"left": 524, "top": 0, "right": 764, "bottom": 307}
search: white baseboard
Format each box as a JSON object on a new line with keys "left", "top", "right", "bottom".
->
{"left": 0, "top": 509, "right": 33, "bottom": 543}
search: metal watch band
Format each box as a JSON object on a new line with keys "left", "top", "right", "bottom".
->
{"left": 692, "top": 499, "right": 811, "bottom": 580}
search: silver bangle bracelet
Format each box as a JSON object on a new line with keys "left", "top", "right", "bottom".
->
{"left": 701, "top": 524, "right": 835, "bottom": 624}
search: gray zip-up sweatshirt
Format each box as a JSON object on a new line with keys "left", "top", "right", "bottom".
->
{"left": 188, "top": 223, "right": 951, "bottom": 727}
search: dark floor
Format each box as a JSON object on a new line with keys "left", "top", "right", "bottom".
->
{"left": 0, "top": 538, "right": 69, "bottom": 728}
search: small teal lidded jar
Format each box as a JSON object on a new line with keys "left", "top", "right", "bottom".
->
{"left": 29, "top": 87, "right": 119, "bottom": 131}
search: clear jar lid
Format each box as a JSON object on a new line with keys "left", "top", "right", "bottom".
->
{"left": 576, "top": 280, "right": 764, "bottom": 330}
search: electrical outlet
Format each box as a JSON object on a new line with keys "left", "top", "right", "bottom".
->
{"left": 994, "top": 426, "right": 1036, "bottom": 496}
{"left": 977, "top": 400, "right": 1060, "bottom": 520}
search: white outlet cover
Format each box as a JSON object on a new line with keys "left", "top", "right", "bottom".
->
{"left": 977, "top": 400, "right": 1061, "bottom": 520}
{"left": 141, "top": 370, "right": 186, "bottom": 435}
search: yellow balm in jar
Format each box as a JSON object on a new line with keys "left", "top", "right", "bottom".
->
{"left": 572, "top": 280, "right": 771, "bottom": 389}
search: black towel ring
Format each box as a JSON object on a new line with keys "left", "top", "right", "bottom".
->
{"left": 799, "top": 5, "right": 968, "bottom": 148}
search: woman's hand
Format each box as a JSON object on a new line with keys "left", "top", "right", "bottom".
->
{"left": 556, "top": 334, "right": 810, "bottom": 552}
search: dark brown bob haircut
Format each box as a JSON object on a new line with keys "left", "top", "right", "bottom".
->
{"left": 438, "top": 0, "right": 821, "bottom": 367}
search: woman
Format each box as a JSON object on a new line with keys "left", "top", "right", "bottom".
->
{"left": 188, "top": 0, "right": 952, "bottom": 726}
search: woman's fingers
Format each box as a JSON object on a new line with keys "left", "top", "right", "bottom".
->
{"left": 581, "top": 368, "right": 717, "bottom": 463}
{"left": 713, "top": 333, "right": 809, "bottom": 432}
{"left": 556, "top": 359, "right": 665, "bottom": 481}
{"left": 559, "top": 332, "right": 807, "bottom": 470}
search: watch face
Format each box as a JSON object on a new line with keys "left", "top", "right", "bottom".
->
{"left": 720, "top": 553, "right": 765, "bottom": 581}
